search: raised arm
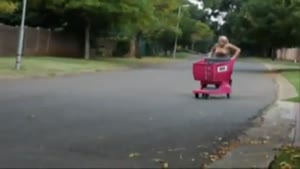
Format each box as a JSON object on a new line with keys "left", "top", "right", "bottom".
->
{"left": 227, "top": 43, "right": 241, "bottom": 59}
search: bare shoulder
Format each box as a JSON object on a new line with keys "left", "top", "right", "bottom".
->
{"left": 226, "top": 43, "right": 240, "bottom": 50}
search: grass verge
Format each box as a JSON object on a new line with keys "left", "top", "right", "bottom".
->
{"left": 253, "top": 57, "right": 300, "bottom": 68}
{"left": 256, "top": 57, "right": 299, "bottom": 102}
{"left": 0, "top": 56, "right": 179, "bottom": 79}
{"left": 282, "top": 71, "right": 300, "bottom": 102}
{"left": 271, "top": 146, "right": 300, "bottom": 169}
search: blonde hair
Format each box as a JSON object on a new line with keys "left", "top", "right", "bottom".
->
{"left": 218, "top": 36, "right": 229, "bottom": 43}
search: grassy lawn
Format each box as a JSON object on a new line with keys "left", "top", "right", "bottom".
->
{"left": 271, "top": 146, "right": 300, "bottom": 169}
{"left": 282, "top": 71, "right": 300, "bottom": 102}
{"left": 0, "top": 56, "right": 180, "bottom": 79}
{"left": 256, "top": 57, "right": 299, "bottom": 102}
{"left": 253, "top": 57, "right": 300, "bottom": 68}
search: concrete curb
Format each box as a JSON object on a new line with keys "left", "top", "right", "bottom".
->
{"left": 207, "top": 63, "right": 299, "bottom": 168}
{"left": 294, "top": 103, "right": 300, "bottom": 147}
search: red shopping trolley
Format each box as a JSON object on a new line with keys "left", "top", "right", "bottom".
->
{"left": 192, "top": 57, "right": 236, "bottom": 99}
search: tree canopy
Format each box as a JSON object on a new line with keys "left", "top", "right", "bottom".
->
{"left": 199, "top": 0, "right": 300, "bottom": 57}
{"left": 0, "top": 0, "right": 214, "bottom": 58}
{"left": 1, "top": 0, "right": 300, "bottom": 59}
{"left": 0, "top": 0, "right": 17, "bottom": 14}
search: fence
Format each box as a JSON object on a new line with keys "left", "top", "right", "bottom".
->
{"left": 0, "top": 24, "right": 83, "bottom": 57}
{"left": 277, "top": 48, "right": 300, "bottom": 62}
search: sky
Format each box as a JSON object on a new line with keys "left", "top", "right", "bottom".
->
{"left": 188, "top": 0, "right": 226, "bottom": 25}
{"left": 188, "top": 0, "right": 203, "bottom": 9}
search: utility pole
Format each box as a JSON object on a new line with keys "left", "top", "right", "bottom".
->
{"left": 172, "top": 6, "right": 182, "bottom": 59}
{"left": 16, "top": 0, "right": 27, "bottom": 70}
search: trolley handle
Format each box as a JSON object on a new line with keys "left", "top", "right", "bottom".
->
{"left": 205, "top": 57, "right": 231, "bottom": 64}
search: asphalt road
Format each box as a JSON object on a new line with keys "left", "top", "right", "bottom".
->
{"left": 0, "top": 58, "right": 276, "bottom": 168}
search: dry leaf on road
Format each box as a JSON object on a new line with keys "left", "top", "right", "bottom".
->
{"left": 129, "top": 153, "right": 140, "bottom": 158}
{"left": 152, "top": 158, "right": 163, "bottom": 163}
{"left": 179, "top": 154, "right": 183, "bottom": 160}
{"left": 162, "top": 162, "right": 168, "bottom": 169}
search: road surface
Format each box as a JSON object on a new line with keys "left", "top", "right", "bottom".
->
{"left": 0, "top": 58, "right": 276, "bottom": 168}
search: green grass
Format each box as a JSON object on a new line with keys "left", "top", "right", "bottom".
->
{"left": 0, "top": 56, "right": 179, "bottom": 79}
{"left": 271, "top": 146, "right": 300, "bottom": 169}
{"left": 256, "top": 57, "right": 300, "bottom": 102}
{"left": 282, "top": 71, "right": 300, "bottom": 102}
{"left": 253, "top": 57, "right": 300, "bottom": 67}
{"left": 175, "top": 52, "right": 193, "bottom": 59}
{"left": 157, "top": 52, "right": 193, "bottom": 59}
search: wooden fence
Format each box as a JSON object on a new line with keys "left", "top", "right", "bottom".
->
{"left": 277, "top": 48, "right": 300, "bottom": 62}
{"left": 0, "top": 24, "right": 83, "bottom": 57}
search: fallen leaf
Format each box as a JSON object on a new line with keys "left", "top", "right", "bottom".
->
{"left": 191, "top": 158, "right": 195, "bottom": 162}
{"left": 152, "top": 158, "right": 163, "bottom": 163}
{"left": 280, "top": 162, "right": 292, "bottom": 169}
{"left": 250, "top": 140, "right": 259, "bottom": 145}
{"left": 129, "top": 153, "right": 140, "bottom": 158}
{"left": 179, "top": 154, "right": 183, "bottom": 160}
{"left": 292, "top": 154, "right": 300, "bottom": 159}
{"left": 197, "top": 145, "right": 206, "bottom": 149}
{"left": 162, "top": 162, "right": 168, "bottom": 169}
{"left": 222, "top": 142, "right": 229, "bottom": 145}
{"left": 157, "top": 151, "right": 164, "bottom": 154}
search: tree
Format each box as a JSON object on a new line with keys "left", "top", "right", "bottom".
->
{"left": 190, "top": 21, "right": 213, "bottom": 50}
{"left": 116, "top": 0, "right": 183, "bottom": 57}
{"left": 0, "top": 0, "right": 214, "bottom": 58}
{"left": 25, "top": 0, "right": 123, "bottom": 59}
{"left": 202, "top": 0, "right": 300, "bottom": 57}
{"left": 0, "top": 0, "right": 16, "bottom": 14}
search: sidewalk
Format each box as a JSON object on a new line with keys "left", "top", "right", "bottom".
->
{"left": 265, "top": 64, "right": 300, "bottom": 147}
{"left": 208, "top": 63, "right": 300, "bottom": 168}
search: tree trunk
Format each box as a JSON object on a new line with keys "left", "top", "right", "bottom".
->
{"left": 191, "top": 41, "right": 195, "bottom": 51}
{"left": 263, "top": 47, "right": 269, "bottom": 58}
{"left": 128, "top": 38, "right": 136, "bottom": 57}
{"left": 136, "top": 33, "right": 142, "bottom": 59}
{"left": 84, "top": 21, "right": 91, "bottom": 60}
{"left": 271, "top": 48, "right": 276, "bottom": 61}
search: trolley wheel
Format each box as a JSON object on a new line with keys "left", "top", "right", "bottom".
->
{"left": 226, "top": 94, "right": 231, "bottom": 99}
{"left": 202, "top": 94, "right": 209, "bottom": 99}
{"left": 195, "top": 93, "right": 199, "bottom": 99}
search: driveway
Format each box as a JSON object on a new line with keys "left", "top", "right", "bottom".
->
{"left": 0, "top": 58, "right": 276, "bottom": 168}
